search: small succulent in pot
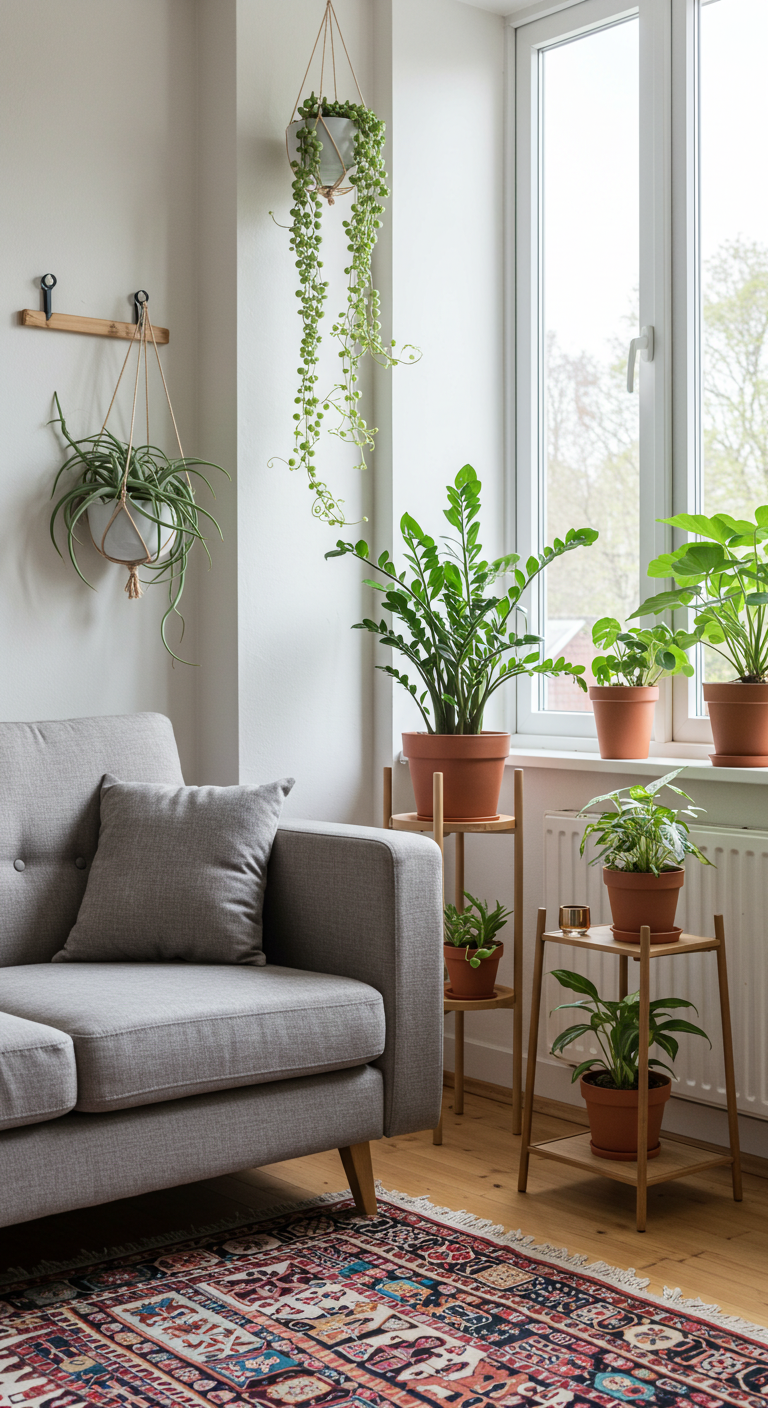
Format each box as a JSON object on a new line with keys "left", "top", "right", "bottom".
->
{"left": 579, "top": 769, "right": 713, "bottom": 942}
{"left": 549, "top": 968, "right": 710, "bottom": 1158}
{"left": 443, "top": 893, "right": 511, "bottom": 999}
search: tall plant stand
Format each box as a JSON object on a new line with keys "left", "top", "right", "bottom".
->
{"left": 518, "top": 912, "right": 743, "bottom": 1232}
{"left": 384, "top": 765, "right": 524, "bottom": 1141}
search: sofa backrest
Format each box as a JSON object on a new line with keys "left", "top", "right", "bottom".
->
{"left": 0, "top": 713, "right": 184, "bottom": 966}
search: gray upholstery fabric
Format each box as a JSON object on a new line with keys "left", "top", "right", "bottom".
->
{"left": 53, "top": 774, "right": 294, "bottom": 966}
{"left": 0, "top": 714, "right": 184, "bottom": 966}
{"left": 0, "top": 1064, "right": 384, "bottom": 1228}
{"left": 264, "top": 820, "right": 444, "bottom": 1138}
{"left": 0, "top": 1010, "right": 77, "bottom": 1130}
{"left": 0, "top": 963, "right": 385, "bottom": 1113}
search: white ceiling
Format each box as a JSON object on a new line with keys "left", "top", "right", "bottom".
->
{"left": 456, "top": 0, "right": 533, "bottom": 14}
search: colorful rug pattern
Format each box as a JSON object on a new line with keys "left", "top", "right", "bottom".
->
{"left": 1, "top": 1194, "right": 767, "bottom": 1408}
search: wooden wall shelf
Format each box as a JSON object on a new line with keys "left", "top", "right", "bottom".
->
{"left": 20, "top": 309, "right": 170, "bottom": 344}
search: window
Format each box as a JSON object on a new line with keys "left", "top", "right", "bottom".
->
{"left": 513, "top": 0, "right": 768, "bottom": 748}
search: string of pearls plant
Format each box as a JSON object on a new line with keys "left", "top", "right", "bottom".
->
{"left": 277, "top": 93, "right": 419, "bottom": 527}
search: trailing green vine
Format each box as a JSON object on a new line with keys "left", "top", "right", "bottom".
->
{"left": 276, "top": 93, "right": 419, "bottom": 526}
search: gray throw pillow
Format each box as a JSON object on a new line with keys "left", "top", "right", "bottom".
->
{"left": 52, "top": 774, "right": 294, "bottom": 965}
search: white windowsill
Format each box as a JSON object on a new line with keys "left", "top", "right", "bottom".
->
{"left": 504, "top": 745, "right": 768, "bottom": 784}
{"left": 397, "top": 747, "right": 768, "bottom": 783}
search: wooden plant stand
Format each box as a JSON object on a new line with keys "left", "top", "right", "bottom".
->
{"left": 384, "top": 765, "right": 524, "bottom": 1142}
{"left": 518, "top": 911, "right": 743, "bottom": 1232}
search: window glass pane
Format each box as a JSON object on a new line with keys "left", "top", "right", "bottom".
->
{"left": 538, "top": 19, "right": 640, "bottom": 711}
{"left": 699, "top": 0, "right": 768, "bottom": 689}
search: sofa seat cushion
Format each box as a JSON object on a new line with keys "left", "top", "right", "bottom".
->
{"left": 0, "top": 1010, "right": 77, "bottom": 1130}
{"left": 0, "top": 965, "right": 385, "bottom": 1114}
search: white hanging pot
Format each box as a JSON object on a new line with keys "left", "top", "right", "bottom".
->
{"left": 87, "top": 498, "right": 177, "bottom": 567}
{"left": 286, "top": 115, "right": 357, "bottom": 193}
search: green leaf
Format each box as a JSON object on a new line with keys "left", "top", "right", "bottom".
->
{"left": 549, "top": 969, "right": 600, "bottom": 1000}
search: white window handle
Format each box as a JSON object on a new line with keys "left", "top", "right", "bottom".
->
{"left": 627, "top": 324, "right": 654, "bottom": 391}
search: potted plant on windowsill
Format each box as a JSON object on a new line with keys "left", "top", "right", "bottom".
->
{"left": 588, "top": 617, "right": 697, "bottom": 759}
{"left": 549, "top": 969, "right": 710, "bottom": 1160}
{"left": 443, "top": 893, "right": 511, "bottom": 1000}
{"left": 579, "top": 769, "right": 713, "bottom": 942}
{"left": 631, "top": 507, "right": 768, "bottom": 764}
{"left": 327, "top": 464, "right": 598, "bottom": 820}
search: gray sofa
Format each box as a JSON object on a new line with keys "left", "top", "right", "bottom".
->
{"left": 0, "top": 712, "right": 443, "bottom": 1229}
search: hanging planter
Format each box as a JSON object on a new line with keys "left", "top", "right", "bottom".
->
{"left": 272, "top": 1, "right": 419, "bottom": 527}
{"left": 50, "top": 304, "right": 227, "bottom": 662}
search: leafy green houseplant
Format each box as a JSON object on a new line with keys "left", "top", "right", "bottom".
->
{"left": 327, "top": 463, "right": 598, "bottom": 819}
{"left": 588, "top": 617, "right": 698, "bottom": 761}
{"left": 549, "top": 968, "right": 710, "bottom": 1158}
{"left": 579, "top": 769, "right": 712, "bottom": 940}
{"left": 279, "top": 93, "right": 418, "bottom": 527}
{"left": 50, "top": 396, "right": 226, "bottom": 664}
{"left": 631, "top": 508, "right": 768, "bottom": 763}
{"left": 443, "top": 894, "right": 510, "bottom": 999}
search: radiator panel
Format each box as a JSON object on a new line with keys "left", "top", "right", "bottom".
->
{"left": 543, "top": 814, "right": 768, "bottom": 1120}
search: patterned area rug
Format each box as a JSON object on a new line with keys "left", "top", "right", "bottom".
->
{"left": 1, "top": 1188, "right": 766, "bottom": 1407}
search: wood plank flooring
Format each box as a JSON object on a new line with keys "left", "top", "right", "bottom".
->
{"left": 3, "top": 1088, "right": 766, "bottom": 1331}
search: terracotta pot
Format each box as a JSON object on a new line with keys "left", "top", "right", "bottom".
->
{"left": 581, "top": 1072, "right": 671, "bottom": 1160}
{"left": 444, "top": 942, "right": 503, "bottom": 1000}
{"left": 703, "top": 682, "right": 768, "bottom": 766}
{"left": 402, "top": 732, "right": 510, "bottom": 821}
{"left": 603, "top": 867, "right": 684, "bottom": 936}
{"left": 588, "top": 686, "right": 658, "bottom": 760}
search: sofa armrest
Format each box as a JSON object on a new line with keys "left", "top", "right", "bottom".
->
{"left": 263, "top": 819, "right": 443, "bottom": 1137}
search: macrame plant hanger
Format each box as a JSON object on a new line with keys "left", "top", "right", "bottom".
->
{"left": 287, "top": 0, "right": 366, "bottom": 204}
{"left": 93, "top": 299, "right": 187, "bottom": 599}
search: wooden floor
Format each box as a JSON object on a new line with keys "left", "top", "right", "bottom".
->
{"left": 3, "top": 1088, "right": 767, "bottom": 1330}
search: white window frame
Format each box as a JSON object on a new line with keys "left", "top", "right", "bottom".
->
{"left": 509, "top": 0, "right": 716, "bottom": 752}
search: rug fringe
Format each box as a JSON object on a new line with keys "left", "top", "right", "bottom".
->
{"left": 4, "top": 1182, "right": 767, "bottom": 1346}
{"left": 374, "top": 1184, "right": 768, "bottom": 1345}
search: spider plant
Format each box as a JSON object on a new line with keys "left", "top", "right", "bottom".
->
{"left": 49, "top": 395, "right": 228, "bottom": 664}
{"left": 549, "top": 969, "right": 710, "bottom": 1089}
{"left": 443, "top": 892, "right": 511, "bottom": 967}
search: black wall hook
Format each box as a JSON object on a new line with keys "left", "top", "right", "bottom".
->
{"left": 41, "top": 273, "right": 57, "bottom": 321}
{"left": 134, "top": 290, "right": 149, "bottom": 324}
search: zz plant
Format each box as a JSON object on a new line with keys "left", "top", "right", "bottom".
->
{"left": 327, "top": 464, "right": 598, "bottom": 732}
{"left": 49, "top": 395, "right": 226, "bottom": 663}
{"left": 549, "top": 969, "right": 710, "bottom": 1089}
{"left": 281, "top": 93, "right": 418, "bottom": 526}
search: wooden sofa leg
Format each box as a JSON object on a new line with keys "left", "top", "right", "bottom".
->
{"left": 339, "top": 1142, "right": 377, "bottom": 1215}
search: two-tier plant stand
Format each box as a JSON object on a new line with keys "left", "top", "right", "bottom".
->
{"left": 518, "top": 910, "right": 743, "bottom": 1231}
{"left": 384, "top": 765, "right": 524, "bottom": 1143}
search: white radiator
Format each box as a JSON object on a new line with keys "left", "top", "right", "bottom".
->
{"left": 543, "top": 813, "right": 768, "bottom": 1121}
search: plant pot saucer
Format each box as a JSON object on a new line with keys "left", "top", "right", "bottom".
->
{"left": 610, "top": 925, "right": 682, "bottom": 945}
{"left": 444, "top": 987, "right": 499, "bottom": 1002}
{"left": 590, "top": 1140, "right": 662, "bottom": 1161}
{"left": 416, "top": 812, "right": 501, "bottom": 824}
{"left": 710, "top": 754, "right": 768, "bottom": 768}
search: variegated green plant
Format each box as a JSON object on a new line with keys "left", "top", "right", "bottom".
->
{"left": 578, "top": 769, "right": 712, "bottom": 875}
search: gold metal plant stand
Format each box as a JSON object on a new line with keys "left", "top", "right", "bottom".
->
{"left": 383, "top": 765, "right": 524, "bottom": 1143}
{"left": 518, "top": 910, "right": 743, "bottom": 1232}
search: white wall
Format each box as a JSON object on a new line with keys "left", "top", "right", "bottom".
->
{"left": 0, "top": 0, "right": 200, "bottom": 780}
